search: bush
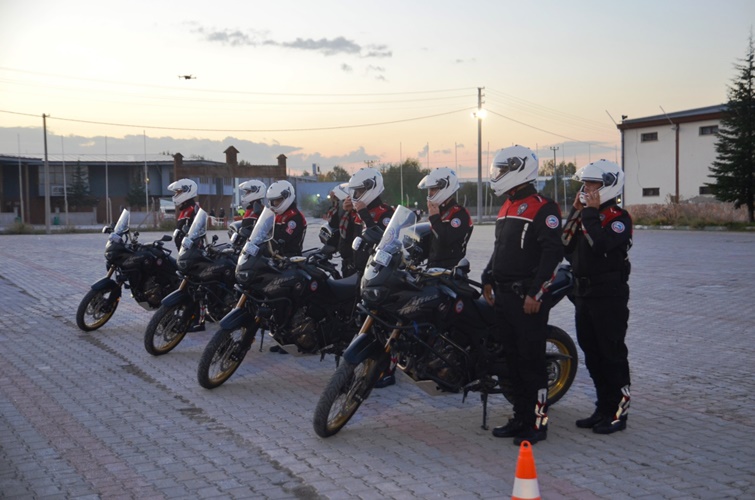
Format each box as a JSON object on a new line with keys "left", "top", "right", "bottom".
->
{"left": 3, "top": 221, "right": 36, "bottom": 234}
{"left": 628, "top": 199, "right": 752, "bottom": 228}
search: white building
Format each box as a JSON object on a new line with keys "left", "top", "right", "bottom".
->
{"left": 618, "top": 104, "right": 725, "bottom": 206}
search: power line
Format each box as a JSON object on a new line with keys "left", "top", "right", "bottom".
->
{"left": 0, "top": 107, "right": 476, "bottom": 133}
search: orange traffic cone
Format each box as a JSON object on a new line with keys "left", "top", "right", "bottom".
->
{"left": 512, "top": 440, "right": 541, "bottom": 500}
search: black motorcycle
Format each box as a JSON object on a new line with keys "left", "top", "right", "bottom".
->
{"left": 197, "top": 207, "right": 359, "bottom": 389}
{"left": 143, "top": 208, "right": 239, "bottom": 355}
{"left": 76, "top": 209, "right": 179, "bottom": 332}
{"left": 313, "top": 206, "right": 579, "bottom": 438}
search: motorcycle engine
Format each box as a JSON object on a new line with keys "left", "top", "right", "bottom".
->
{"left": 142, "top": 276, "right": 164, "bottom": 308}
{"left": 287, "top": 309, "right": 318, "bottom": 352}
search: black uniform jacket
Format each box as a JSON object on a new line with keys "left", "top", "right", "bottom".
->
{"left": 482, "top": 185, "right": 564, "bottom": 301}
{"left": 273, "top": 205, "right": 307, "bottom": 257}
{"left": 562, "top": 201, "right": 632, "bottom": 297}
{"left": 427, "top": 199, "right": 473, "bottom": 269}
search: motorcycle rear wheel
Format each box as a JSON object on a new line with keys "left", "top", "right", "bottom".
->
{"left": 197, "top": 326, "right": 255, "bottom": 389}
{"left": 500, "top": 325, "right": 578, "bottom": 406}
{"left": 312, "top": 355, "right": 387, "bottom": 438}
{"left": 76, "top": 288, "right": 120, "bottom": 331}
{"left": 143, "top": 302, "right": 195, "bottom": 356}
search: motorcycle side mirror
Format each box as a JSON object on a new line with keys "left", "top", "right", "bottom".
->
{"left": 454, "top": 258, "right": 470, "bottom": 277}
{"left": 212, "top": 235, "right": 219, "bottom": 244}
{"left": 102, "top": 226, "right": 113, "bottom": 234}
{"left": 351, "top": 236, "right": 363, "bottom": 252}
{"left": 161, "top": 235, "right": 172, "bottom": 242}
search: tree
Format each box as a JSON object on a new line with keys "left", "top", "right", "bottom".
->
{"left": 378, "top": 158, "right": 429, "bottom": 207}
{"left": 540, "top": 160, "right": 579, "bottom": 212}
{"left": 319, "top": 166, "right": 350, "bottom": 182}
{"left": 126, "top": 182, "right": 146, "bottom": 210}
{"left": 708, "top": 35, "right": 755, "bottom": 222}
{"left": 67, "top": 161, "right": 98, "bottom": 210}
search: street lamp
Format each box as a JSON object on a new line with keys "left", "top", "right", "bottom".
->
{"left": 550, "top": 146, "right": 559, "bottom": 207}
{"left": 474, "top": 87, "right": 486, "bottom": 224}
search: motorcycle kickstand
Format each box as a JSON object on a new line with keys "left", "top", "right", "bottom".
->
{"left": 258, "top": 329, "right": 265, "bottom": 352}
{"left": 480, "top": 392, "right": 489, "bottom": 430}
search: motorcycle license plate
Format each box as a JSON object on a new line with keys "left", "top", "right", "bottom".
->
{"left": 373, "top": 249, "right": 391, "bottom": 267}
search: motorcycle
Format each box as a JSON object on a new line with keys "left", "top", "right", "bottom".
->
{"left": 312, "top": 206, "right": 579, "bottom": 438}
{"left": 76, "top": 209, "right": 179, "bottom": 331}
{"left": 143, "top": 208, "right": 239, "bottom": 355}
{"left": 196, "top": 207, "right": 359, "bottom": 389}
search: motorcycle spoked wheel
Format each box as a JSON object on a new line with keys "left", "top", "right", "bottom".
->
{"left": 312, "top": 355, "right": 389, "bottom": 438}
{"left": 76, "top": 288, "right": 120, "bottom": 332}
{"left": 143, "top": 302, "right": 196, "bottom": 356}
{"left": 500, "top": 325, "right": 578, "bottom": 407}
{"left": 197, "top": 326, "right": 256, "bottom": 389}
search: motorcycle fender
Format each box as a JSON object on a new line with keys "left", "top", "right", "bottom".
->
{"left": 91, "top": 278, "right": 121, "bottom": 298}
{"left": 161, "top": 289, "right": 191, "bottom": 308}
{"left": 343, "top": 333, "right": 383, "bottom": 365}
{"left": 219, "top": 308, "right": 253, "bottom": 331}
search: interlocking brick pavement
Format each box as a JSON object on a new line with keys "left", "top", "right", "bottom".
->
{"left": 0, "top": 224, "right": 753, "bottom": 499}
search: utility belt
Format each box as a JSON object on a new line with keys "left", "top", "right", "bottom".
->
{"left": 495, "top": 279, "right": 533, "bottom": 299}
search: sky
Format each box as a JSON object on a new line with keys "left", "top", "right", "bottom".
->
{"left": 1, "top": 0, "right": 753, "bottom": 178}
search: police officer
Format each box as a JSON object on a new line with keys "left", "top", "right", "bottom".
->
{"left": 562, "top": 159, "right": 632, "bottom": 434}
{"left": 481, "top": 145, "right": 564, "bottom": 445}
{"left": 417, "top": 167, "right": 473, "bottom": 269}
{"left": 340, "top": 167, "right": 394, "bottom": 277}
{"left": 265, "top": 180, "right": 307, "bottom": 257}
{"left": 238, "top": 179, "right": 267, "bottom": 229}
{"left": 168, "top": 178, "right": 200, "bottom": 250}
{"left": 321, "top": 183, "right": 348, "bottom": 252}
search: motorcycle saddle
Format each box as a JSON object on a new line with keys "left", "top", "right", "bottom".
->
{"left": 326, "top": 273, "right": 359, "bottom": 302}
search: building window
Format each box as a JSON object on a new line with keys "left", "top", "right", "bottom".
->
{"left": 38, "top": 164, "right": 77, "bottom": 196}
{"left": 642, "top": 187, "right": 660, "bottom": 197}
{"left": 223, "top": 177, "right": 233, "bottom": 186}
{"left": 699, "top": 186, "right": 713, "bottom": 195}
{"left": 699, "top": 125, "right": 719, "bottom": 136}
{"left": 641, "top": 132, "right": 658, "bottom": 142}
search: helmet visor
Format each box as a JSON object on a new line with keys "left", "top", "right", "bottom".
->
{"left": 490, "top": 156, "right": 525, "bottom": 181}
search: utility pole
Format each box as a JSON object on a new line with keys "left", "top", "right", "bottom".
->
{"left": 42, "top": 114, "right": 51, "bottom": 234}
{"left": 476, "top": 87, "right": 484, "bottom": 224}
{"left": 550, "top": 146, "right": 559, "bottom": 207}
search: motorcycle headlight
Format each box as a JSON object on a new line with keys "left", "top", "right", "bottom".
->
{"left": 236, "top": 271, "right": 250, "bottom": 284}
{"left": 362, "top": 286, "right": 388, "bottom": 304}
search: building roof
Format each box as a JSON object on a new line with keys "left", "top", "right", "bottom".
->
{"left": 617, "top": 104, "right": 726, "bottom": 131}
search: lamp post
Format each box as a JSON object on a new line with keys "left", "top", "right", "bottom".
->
{"left": 475, "top": 87, "right": 486, "bottom": 224}
{"left": 550, "top": 146, "right": 559, "bottom": 207}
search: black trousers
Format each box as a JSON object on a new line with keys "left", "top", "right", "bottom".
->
{"left": 494, "top": 287, "right": 549, "bottom": 426}
{"left": 574, "top": 295, "right": 630, "bottom": 415}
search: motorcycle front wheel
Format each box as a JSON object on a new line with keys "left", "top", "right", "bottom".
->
{"left": 312, "top": 355, "right": 388, "bottom": 438}
{"left": 76, "top": 287, "right": 120, "bottom": 331}
{"left": 197, "top": 325, "right": 256, "bottom": 389}
{"left": 143, "top": 302, "right": 195, "bottom": 355}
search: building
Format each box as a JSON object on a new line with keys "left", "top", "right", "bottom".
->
{"left": 0, "top": 147, "right": 287, "bottom": 225}
{"left": 618, "top": 104, "right": 724, "bottom": 206}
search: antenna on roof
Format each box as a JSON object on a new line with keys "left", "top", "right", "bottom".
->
{"left": 605, "top": 110, "right": 618, "bottom": 126}
{"left": 659, "top": 106, "right": 678, "bottom": 129}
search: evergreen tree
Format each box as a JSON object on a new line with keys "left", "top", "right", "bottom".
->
{"left": 708, "top": 35, "right": 755, "bottom": 222}
{"left": 378, "top": 158, "right": 428, "bottom": 207}
{"left": 68, "top": 161, "right": 97, "bottom": 210}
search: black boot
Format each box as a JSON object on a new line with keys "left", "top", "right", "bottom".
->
{"left": 492, "top": 418, "right": 525, "bottom": 438}
{"left": 512, "top": 425, "right": 547, "bottom": 445}
{"left": 576, "top": 408, "right": 606, "bottom": 429}
{"left": 593, "top": 416, "right": 627, "bottom": 434}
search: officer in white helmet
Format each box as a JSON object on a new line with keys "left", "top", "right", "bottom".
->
{"left": 265, "top": 180, "right": 307, "bottom": 257}
{"left": 417, "top": 167, "right": 473, "bottom": 269}
{"left": 481, "top": 145, "right": 564, "bottom": 445}
{"left": 563, "top": 159, "right": 632, "bottom": 435}
{"left": 168, "top": 178, "right": 200, "bottom": 249}
{"left": 238, "top": 179, "right": 267, "bottom": 229}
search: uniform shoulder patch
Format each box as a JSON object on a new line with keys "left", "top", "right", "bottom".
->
{"left": 545, "top": 214, "right": 560, "bottom": 229}
{"left": 611, "top": 220, "right": 626, "bottom": 233}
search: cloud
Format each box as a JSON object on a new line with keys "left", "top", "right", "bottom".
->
{"left": 193, "top": 25, "right": 391, "bottom": 58}
{"left": 454, "top": 58, "right": 476, "bottom": 64}
{"left": 341, "top": 63, "right": 353, "bottom": 72}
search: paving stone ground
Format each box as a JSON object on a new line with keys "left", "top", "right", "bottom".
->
{"left": 0, "top": 223, "right": 753, "bottom": 499}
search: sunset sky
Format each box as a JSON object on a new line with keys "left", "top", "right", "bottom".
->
{"left": 1, "top": 0, "right": 753, "bottom": 177}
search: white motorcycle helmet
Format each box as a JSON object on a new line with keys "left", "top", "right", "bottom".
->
{"left": 168, "top": 179, "right": 198, "bottom": 206}
{"left": 573, "top": 159, "right": 624, "bottom": 205}
{"left": 488, "top": 145, "right": 539, "bottom": 196}
{"left": 238, "top": 179, "right": 267, "bottom": 207}
{"left": 347, "top": 167, "right": 384, "bottom": 206}
{"left": 418, "top": 167, "right": 460, "bottom": 204}
{"left": 265, "top": 180, "right": 296, "bottom": 214}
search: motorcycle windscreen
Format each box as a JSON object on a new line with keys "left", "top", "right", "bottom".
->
{"left": 364, "top": 205, "right": 417, "bottom": 280}
{"left": 179, "top": 208, "right": 208, "bottom": 256}
{"left": 107, "top": 209, "right": 131, "bottom": 247}
{"left": 238, "top": 207, "right": 274, "bottom": 264}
